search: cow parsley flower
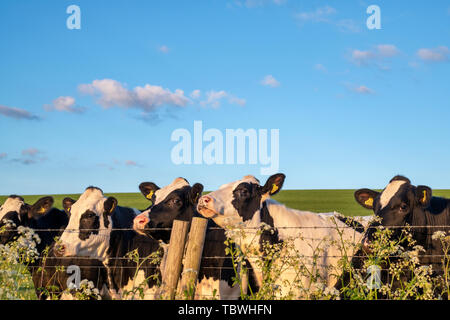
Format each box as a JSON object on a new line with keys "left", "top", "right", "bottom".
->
{"left": 432, "top": 231, "right": 446, "bottom": 240}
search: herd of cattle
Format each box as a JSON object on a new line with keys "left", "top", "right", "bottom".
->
{"left": 0, "top": 173, "right": 449, "bottom": 299}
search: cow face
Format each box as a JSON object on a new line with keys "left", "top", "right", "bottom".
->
{"left": 354, "top": 175, "right": 431, "bottom": 238}
{"left": 133, "top": 178, "right": 203, "bottom": 242}
{"left": 0, "top": 195, "right": 54, "bottom": 244}
{"left": 56, "top": 187, "right": 117, "bottom": 258}
{"left": 197, "top": 174, "right": 285, "bottom": 229}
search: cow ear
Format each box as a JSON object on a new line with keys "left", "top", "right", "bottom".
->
{"left": 416, "top": 185, "right": 432, "bottom": 207}
{"left": 30, "top": 196, "right": 54, "bottom": 218}
{"left": 104, "top": 197, "right": 118, "bottom": 215}
{"left": 354, "top": 189, "right": 379, "bottom": 210}
{"left": 62, "top": 197, "right": 76, "bottom": 215}
{"left": 139, "top": 182, "right": 160, "bottom": 202}
{"left": 260, "top": 173, "right": 285, "bottom": 196}
{"left": 190, "top": 183, "right": 204, "bottom": 204}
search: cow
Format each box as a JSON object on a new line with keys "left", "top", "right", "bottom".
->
{"left": 354, "top": 175, "right": 450, "bottom": 274}
{"left": 0, "top": 195, "right": 63, "bottom": 250}
{"left": 54, "top": 186, "right": 166, "bottom": 299}
{"left": 133, "top": 177, "right": 247, "bottom": 300}
{"left": 0, "top": 195, "right": 103, "bottom": 300}
{"left": 196, "top": 173, "right": 365, "bottom": 298}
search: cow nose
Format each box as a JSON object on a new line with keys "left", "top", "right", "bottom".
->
{"left": 200, "top": 195, "right": 214, "bottom": 206}
{"left": 134, "top": 214, "right": 149, "bottom": 229}
{"left": 54, "top": 244, "right": 66, "bottom": 257}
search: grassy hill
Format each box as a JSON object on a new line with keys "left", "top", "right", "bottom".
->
{"left": 3, "top": 189, "right": 450, "bottom": 216}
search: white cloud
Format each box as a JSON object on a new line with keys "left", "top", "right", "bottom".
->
{"left": 78, "top": 79, "right": 191, "bottom": 112}
{"left": 314, "top": 63, "right": 327, "bottom": 72}
{"left": 376, "top": 44, "right": 400, "bottom": 57}
{"left": 295, "top": 6, "right": 336, "bottom": 23}
{"left": 335, "top": 19, "right": 361, "bottom": 33}
{"left": 158, "top": 45, "right": 170, "bottom": 53}
{"left": 44, "top": 96, "right": 85, "bottom": 113}
{"left": 22, "top": 148, "right": 41, "bottom": 156}
{"left": 190, "top": 89, "right": 201, "bottom": 99}
{"left": 351, "top": 44, "right": 400, "bottom": 66}
{"left": 353, "top": 85, "right": 375, "bottom": 95}
{"left": 11, "top": 148, "right": 46, "bottom": 165}
{"left": 0, "top": 105, "right": 40, "bottom": 120}
{"left": 200, "top": 90, "right": 246, "bottom": 108}
{"left": 417, "top": 46, "right": 449, "bottom": 62}
{"left": 295, "top": 6, "right": 360, "bottom": 33}
{"left": 261, "top": 75, "right": 280, "bottom": 87}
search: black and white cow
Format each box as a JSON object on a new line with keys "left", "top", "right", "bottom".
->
{"left": 133, "top": 177, "right": 244, "bottom": 300}
{"left": 354, "top": 175, "right": 450, "bottom": 273}
{"left": 54, "top": 186, "right": 165, "bottom": 299}
{"left": 0, "top": 195, "right": 69, "bottom": 253}
{"left": 0, "top": 195, "right": 101, "bottom": 300}
{"left": 196, "top": 174, "right": 366, "bottom": 298}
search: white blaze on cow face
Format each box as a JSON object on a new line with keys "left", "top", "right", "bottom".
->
{"left": 379, "top": 180, "right": 407, "bottom": 210}
{"left": 197, "top": 175, "right": 263, "bottom": 229}
{"left": 58, "top": 187, "right": 113, "bottom": 260}
{"left": 0, "top": 196, "right": 25, "bottom": 221}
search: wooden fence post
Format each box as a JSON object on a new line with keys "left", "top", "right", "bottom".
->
{"left": 179, "top": 217, "right": 208, "bottom": 299}
{"left": 162, "top": 220, "right": 190, "bottom": 299}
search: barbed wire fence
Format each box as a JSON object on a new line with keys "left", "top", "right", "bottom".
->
{"left": 2, "top": 218, "right": 450, "bottom": 300}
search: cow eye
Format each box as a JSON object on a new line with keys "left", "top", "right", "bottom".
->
{"left": 399, "top": 203, "right": 408, "bottom": 212}
{"left": 234, "top": 189, "right": 250, "bottom": 200}
{"left": 169, "top": 198, "right": 181, "bottom": 206}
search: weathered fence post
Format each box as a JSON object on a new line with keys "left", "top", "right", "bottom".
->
{"left": 179, "top": 217, "right": 208, "bottom": 299}
{"left": 162, "top": 220, "right": 190, "bottom": 299}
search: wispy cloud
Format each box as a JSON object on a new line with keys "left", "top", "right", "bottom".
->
{"left": 97, "top": 159, "right": 143, "bottom": 170}
{"left": 200, "top": 90, "right": 246, "bottom": 108}
{"left": 190, "top": 89, "right": 201, "bottom": 99}
{"left": 417, "top": 46, "right": 449, "bottom": 63}
{"left": 0, "top": 105, "right": 40, "bottom": 120}
{"left": 11, "top": 148, "right": 47, "bottom": 165}
{"left": 79, "top": 79, "right": 191, "bottom": 112}
{"left": 261, "top": 75, "right": 280, "bottom": 87}
{"left": 353, "top": 85, "right": 375, "bottom": 95}
{"left": 314, "top": 63, "right": 327, "bottom": 73}
{"left": 350, "top": 44, "right": 400, "bottom": 67}
{"left": 295, "top": 6, "right": 360, "bottom": 33}
{"left": 44, "top": 96, "right": 86, "bottom": 114}
{"left": 158, "top": 45, "right": 170, "bottom": 53}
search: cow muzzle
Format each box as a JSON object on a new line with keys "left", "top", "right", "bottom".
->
{"left": 54, "top": 243, "right": 67, "bottom": 257}
{"left": 197, "top": 195, "right": 219, "bottom": 218}
{"left": 133, "top": 213, "right": 150, "bottom": 235}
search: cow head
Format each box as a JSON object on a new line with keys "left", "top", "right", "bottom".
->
{"left": 196, "top": 174, "right": 285, "bottom": 229}
{"left": 0, "top": 195, "right": 54, "bottom": 244}
{"left": 133, "top": 178, "right": 203, "bottom": 242}
{"left": 55, "top": 187, "right": 117, "bottom": 259}
{"left": 354, "top": 175, "right": 431, "bottom": 241}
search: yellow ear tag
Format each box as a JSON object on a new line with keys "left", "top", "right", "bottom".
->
{"left": 146, "top": 190, "right": 154, "bottom": 200}
{"left": 421, "top": 190, "right": 427, "bottom": 203}
{"left": 271, "top": 184, "right": 279, "bottom": 194}
{"left": 364, "top": 197, "right": 374, "bottom": 207}
{"left": 37, "top": 207, "right": 47, "bottom": 214}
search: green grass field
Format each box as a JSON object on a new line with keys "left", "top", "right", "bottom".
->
{"left": 3, "top": 189, "right": 450, "bottom": 216}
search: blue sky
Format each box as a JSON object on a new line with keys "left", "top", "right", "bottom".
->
{"left": 0, "top": 0, "right": 449, "bottom": 195}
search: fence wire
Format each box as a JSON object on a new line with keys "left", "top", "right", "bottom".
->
{"left": 1, "top": 223, "right": 450, "bottom": 300}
